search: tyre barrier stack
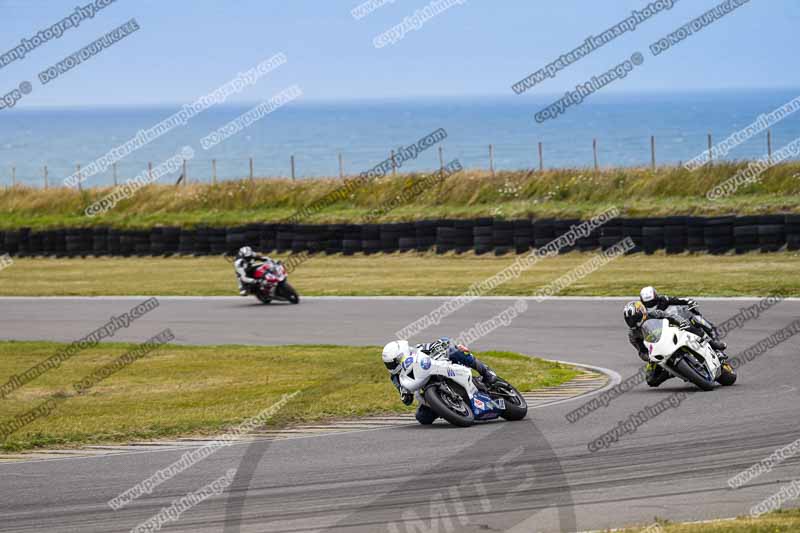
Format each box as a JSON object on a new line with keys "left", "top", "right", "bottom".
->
{"left": 1, "top": 215, "right": 799, "bottom": 258}
{"left": 473, "top": 218, "right": 494, "bottom": 255}
{"left": 415, "top": 220, "right": 437, "bottom": 252}
{"left": 788, "top": 215, "right": 800, "bottom": 251}
{"left": 491, "top": 220, "right": 514, "bottom": 256}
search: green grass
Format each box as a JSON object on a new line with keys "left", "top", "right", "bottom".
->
{"left": 2, "top": 163, "right": 800, "bottom": 230}
{"left": 620, "top": 509, "right": 800, "bottom": 531}
{"left": 0, "top": 341, "right": 577, "bottom": 452}
{"left": 1, "top": 251, "right": 798, "bottom": 297}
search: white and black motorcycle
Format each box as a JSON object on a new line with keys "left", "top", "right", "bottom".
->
{"left": 641, "top": 311, "right": 736, "bottom": 391}
{"left": 397, "top": 350, "right": 528, "bottom": 427}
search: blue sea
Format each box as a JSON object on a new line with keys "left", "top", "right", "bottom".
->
{"left": 2, "top": 89, "right": 799, "bottom": 187}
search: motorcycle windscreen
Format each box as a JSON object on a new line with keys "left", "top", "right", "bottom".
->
{"left": 641, "top": 318, "right": 663, "bottom": 343}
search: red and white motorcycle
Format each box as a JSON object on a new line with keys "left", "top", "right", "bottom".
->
{"left": 252, "top": 261, "right": 300, "bottom": 304}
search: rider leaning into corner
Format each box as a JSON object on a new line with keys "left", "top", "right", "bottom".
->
{"left": 625, "top": 286, "right": 732, "bottom": 387}
{"left": 234, "top": 246, "right": 276, "bottom": 296}
{"left": 382, "top": 337, "right": 497, "bottom": 424}
{"left": 639, "top": 286, "right": 727, "bottom": 352}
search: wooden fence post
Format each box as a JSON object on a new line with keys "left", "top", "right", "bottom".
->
{"left": 44, "top": 165, "right": 48, "bottom": 189}
{"left": 489, "top": 144, "right": 495, "bottom": 177}
{"left": 707, "top": 133, "right": 713, "bottom": 166}
{"left": 212, "top": 159, "right": 217, "bottom": 184}
{"left": 338, "top": 153, "right": 344, "bottom": 179}
{"left": 438, "top": 146, "right": 444, "bottom": 173}
{"left": 538, "top": 142, "right": 543, "bottom": 172}
{"left": 767, "top": 130, "right": 773, "bottom": 164}
{"left": 391, "top": 150, "right": 397, "bottom": 176}
{"left": 249, "top": 157, "right": 254, "bottom": 182}
{"left": 113, "top": 162, "right": 118, "bottom": 186}
{"left": 650, "top": 135, "right": 656, "bottom": 171}
{"left": 182, "top": 159, "right": 187, "bottom": 186}
{"left": 76, "top": 164, "right": 82, "bottom": 191}
{"left": 290, "top": 155, "right": 296, "bottom": 181}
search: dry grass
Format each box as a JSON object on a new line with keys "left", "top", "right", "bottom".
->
{"left": 2, "top": 163, "right": 799, "bottom": 230}
{"left": 0, "top": 251, "right": 798, "bottom": 297}
{"left": 620, "top": 509, "right": 800, "bottom": 531}
{"left": 0, "top": 341, "right": 576, "bottom": 451}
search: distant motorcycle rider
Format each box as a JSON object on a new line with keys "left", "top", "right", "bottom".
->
{"left": 639, "top": 286, "right": 727, "bottom": 352}
{"left": 382, "top": 337, "right": 497, "bottom": 424}
{"left": 234, "top": 246, "right": 275, "bottom": 296}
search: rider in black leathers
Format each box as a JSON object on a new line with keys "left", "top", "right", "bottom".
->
{"left": 627, "top": 289, "right": 732, "bottom": 387}
{"left": 626, "top": 301, "right": 697, "bottom": 387}
{"left": 639, "top": 286, "right": 727, "bottom": 352}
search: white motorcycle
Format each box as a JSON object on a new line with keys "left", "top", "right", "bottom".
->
{"left": 397, "top": 350, "right": 528, "bottom": 427}
{"left": 641, "top": 316, "right": 736, "bottom": 391}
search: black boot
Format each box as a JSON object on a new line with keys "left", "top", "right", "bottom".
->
{"left": 475, "top": 361, "right": 497, "bottom": 385}
{"left": 415, "top": 405, "right": 438, "bottom": 425}
{"left": 645, "top": 363, "right": 671, "bottom": 387}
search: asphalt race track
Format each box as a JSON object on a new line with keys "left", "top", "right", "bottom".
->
{"left": 1, "top": 296, "right": 799, "bottom": 532}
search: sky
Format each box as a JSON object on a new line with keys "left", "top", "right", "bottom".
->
{"left": 0, "top": 0, "right": 798, "bottom": 108}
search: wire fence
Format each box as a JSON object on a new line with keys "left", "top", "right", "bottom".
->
{"left": 2, "top": 129, "right": 788, "bottom": 189}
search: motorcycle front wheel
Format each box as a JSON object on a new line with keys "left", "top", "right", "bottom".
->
{"left": 277, "top": 281, "right": 300, "bottom": 304}
{"left": 674, "top": 356, "right": 715, "bottom": 391}
{"left": 491, "top": 381, "right": 528, "bottom": 421}
{"left": 424, "top": 384, "right": 474, "bottom": 427}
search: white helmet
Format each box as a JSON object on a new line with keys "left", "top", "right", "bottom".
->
{"left": 382, "top": 340, "right": 411, "bottom": 374}
{"left": 238, "top": 246, "right": 254, "bottom": 259}
{"left": 640, "top": 286, "right": 658, "bottom": 307}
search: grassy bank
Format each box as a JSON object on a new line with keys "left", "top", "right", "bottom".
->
{"left": 0, "top": 251, "right": 798, "bottom": 297}
{"left": 2, "top": 163, "right": 799, "bottom": 230}
{"left": 0, "top": 341, "right": 576, "bottom": 451}
{"left": 623, "top": 509, "right": 800, "bottom": 531}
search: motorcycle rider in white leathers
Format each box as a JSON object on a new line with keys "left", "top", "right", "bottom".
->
{"left": 234, "top": 246, "right": 276, "bottom": 296}
{"left": 382, "top": 337, "right": 497, "bottom": 424}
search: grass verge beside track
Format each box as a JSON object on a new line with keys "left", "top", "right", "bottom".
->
{"left": 0, "top": 341, "right": 577, "bottom": 452}
{"left": 2, "top": 163, "right": 799, "bottom": 230}
{"left": 1, "top": 252, "right": 798, "bottom": 297}
{"left": 622, "top": 509, "right": 800, "bottom": 531}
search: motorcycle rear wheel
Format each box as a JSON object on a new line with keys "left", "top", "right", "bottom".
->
{"left": 675, "top": 356, "right": 715, "bottom": 391}
{"left": 255, "top": 292, "right": 272, "bottom": 304}
{"left": 424, "top": 384, "right": 474, "bottom": 427}
{"left": 492, "top": 381, "right": 528, "bottom": 421}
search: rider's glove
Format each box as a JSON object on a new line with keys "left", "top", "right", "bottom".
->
{"left": 685, "top": 298, "right": 698, "bottom": 311}
{"left": 400, "top": 390, "right": 413, "bottom": 406}
{"left": 678, "top": 319, "right": 692, "bottom": 330}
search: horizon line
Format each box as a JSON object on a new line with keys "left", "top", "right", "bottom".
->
{"left": 8, "top": 86, "right": 800, "bottom": 112}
